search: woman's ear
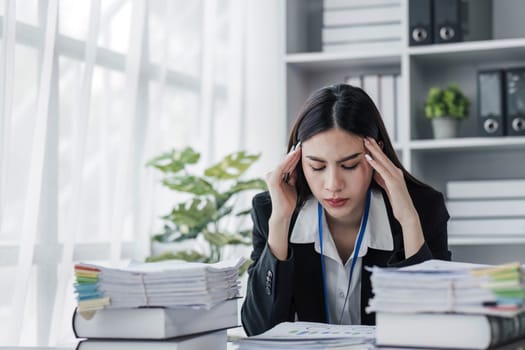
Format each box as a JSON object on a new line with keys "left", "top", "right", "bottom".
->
{"left": 378, "top": 140, "right": 384, "bottom": 149}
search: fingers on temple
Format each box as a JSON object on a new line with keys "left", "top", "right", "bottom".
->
{"left": 282, "top": 143, "right": 302, "bottom": 175}
{"left": 364, "top": 137, "right": 396, "bottom": 175}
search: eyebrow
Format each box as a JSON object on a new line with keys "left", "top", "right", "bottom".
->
{"left": 305, "top": 153, "right": 362, "bottom": 163}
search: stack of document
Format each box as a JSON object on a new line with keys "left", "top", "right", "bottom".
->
{"left": 367, "top": 260, "right": 525, "bottom": 349}
{"left": 322, "top": 0, "right": 402, "bottom": 53}
{"left": 367, "top": 260, "right": 525, "bottom": 315}
{"left": 74, "top": 257, "right": 244, "bottom": 313}
{"left": 446, "top": 179, "right": 525, "bottom": 244}
{"left": 233, "top": 321, "right": 375, "bottom": 349}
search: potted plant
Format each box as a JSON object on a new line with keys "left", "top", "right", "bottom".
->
{"left": 145, "top": 147, "right": 267, "bottom": 274}
{"left": 424, "top": 84, "right": 470, "bottom": 138}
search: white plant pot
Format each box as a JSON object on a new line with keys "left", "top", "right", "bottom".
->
{"left": 431, "top": 117, "right": 460, "bottom": 139}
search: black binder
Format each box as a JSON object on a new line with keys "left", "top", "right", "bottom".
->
{"left": 505, "top": 68, "right": 525, "bottom": 136}
{"left": 477, "top": 70, "right": 505, "bottom": 137}
{"left": 409, "top": 0, "right": 433, "bottom": 46}
{"left": 433, "top": 0, "right": 462, "bottom": 44}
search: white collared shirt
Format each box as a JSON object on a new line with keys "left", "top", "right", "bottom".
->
{"left": 290, "top": 189, "right": 394, "bottom": 324}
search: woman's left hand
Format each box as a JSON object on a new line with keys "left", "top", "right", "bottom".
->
{"left": 363, "top": 137, "right": 421, "bottom": 233}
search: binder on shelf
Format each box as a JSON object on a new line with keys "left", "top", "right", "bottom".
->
{"left": 477, "top": 70, "right": 505, "bottom": 137}
{"left": 505, "top": 68, "right": 525, "bottom": 136}
{"left": 408, "top": 0, "right": 433, "bottom": 46}
{"left": 363, "top": 75, "right": 380, "bottom": 109}
{"left": 394, "top": 74, "right": 403, "bottom": 142}
{"left": 433, "top": 0, "right": 462, "bottom": 44}
{"left": 409, "top": 0, "right": 490, "bottom": 46}
{"left": 345, "top": 75, "right": 362, "bottom": 88}
{"left": 460, "top": 0, "right": 492, "bottom": 42}
{"left": 379, "top": 75, "right": 396, "bottom": 141}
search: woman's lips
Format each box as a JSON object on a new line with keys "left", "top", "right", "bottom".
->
{"left": 325, "top": 198, "right": 348, "bottom": 208}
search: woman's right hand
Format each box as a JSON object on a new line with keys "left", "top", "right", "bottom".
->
{"left": 265, "top": 142, "right": 302, "bottom": 220}
{"left": 265, "top": 143, "right": 302, "bottom": 260}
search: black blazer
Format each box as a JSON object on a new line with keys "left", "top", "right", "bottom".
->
{"left": 241, "top": 182, "right": 451, "bottom": 336}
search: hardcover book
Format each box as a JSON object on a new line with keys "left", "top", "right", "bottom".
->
{"left": 376, "top": 311, "right": 525, "bottom": 349}
{"left": 76, "top": 329, "right": 227, "bottom": 350}
{"left": 72, "top": 298, "right": 239, "bottom": 340}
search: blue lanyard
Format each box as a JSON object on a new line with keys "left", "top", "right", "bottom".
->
{"left": 318, "top": 188, "right": 371, "bottom": 324}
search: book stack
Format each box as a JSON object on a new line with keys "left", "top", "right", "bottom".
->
{"left": 322, "top": 0, "right": 402, "bottom": 53}
{"left": 73, "top": 258, "right": 244, "bottom": 350}
{"left": 367, "top": 259, "right": 525, "bottom": 349}
{"left": 446, "top": 179, "right": 525, "bottom": 244}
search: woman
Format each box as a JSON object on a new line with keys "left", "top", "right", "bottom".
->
{"left": 241, "top": 84, "right": 451, "bottom": 336}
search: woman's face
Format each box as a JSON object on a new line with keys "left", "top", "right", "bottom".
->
{"left": 301, "top": 128, "right": 374, "bottom": 223}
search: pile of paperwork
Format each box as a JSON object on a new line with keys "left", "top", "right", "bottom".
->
{"left": 367, "top": 259, "right": 525, "bottom": 316}
{"left": 74, "top": 257, "right": 244, "bottom": 313}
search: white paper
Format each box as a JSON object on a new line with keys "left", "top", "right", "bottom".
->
{"left": 366, "top": 259, "right": 525, "bottom": 317}
{"left": 251, "top": 321, "right": 375, "bottom": 340}
{"left": 235, "top": 321, "right": 375, "bottom": 349}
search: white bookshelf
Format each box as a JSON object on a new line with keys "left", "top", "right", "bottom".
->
{"left": 407, "top": 37, "right": 525, "bottom": 60}
{"left": 409, "top": 136, "right": 525, "bottom": 150}
{"left": 448, "top": 237, "right": 525, "bottom": 246}
{"left": 282, "top": 0, "right": 525, "bottom": 260}
{"left": 284, "top": 50, "right": 402, "bottom": 71}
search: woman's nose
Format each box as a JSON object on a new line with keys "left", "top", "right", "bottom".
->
{"left": 324, "top": 168, "right": 343, "bottom": 194}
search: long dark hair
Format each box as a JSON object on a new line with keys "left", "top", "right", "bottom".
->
{"left": 288, "top": 83, "right": 427, "bottom": 207}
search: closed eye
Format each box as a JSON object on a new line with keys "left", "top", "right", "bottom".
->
{"left": 342, "top": 163, "right": 358, "bottom": 170}
{"left": 310, "top": 163, "right": 358, "bottom": 171}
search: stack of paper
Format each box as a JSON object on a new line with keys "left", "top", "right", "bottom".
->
{"left": 446, "top": 179, "right": 525, "bottom": 243}
{"left": 367, "top": 260, "right": 525, "bottom": 316}
{"left": 233, "top": 321, "right": 375, "bottom": 349}
{"left": 74, "top": 258, "right": 244, "bottom": 313}
{"left": 322, "top": 0, "right": 402, "bottom": 53}
{"left": 367, "top": 260, "right": 525, "bottom": 349}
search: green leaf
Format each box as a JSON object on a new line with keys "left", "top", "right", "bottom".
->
{"left": 239, "top": 258, "right": 252, "bottom": 276}
{"left": 203, "top": 231, "right": 251, "bottom": 247}
{"left": 145, "top": 250, "right": 210, "bottom": 263}
{"left": 228, "top": 179, "right": 267, "bottom": 194}
{"left": 424, "top": 84, "right": 470, "bottom": 119}
{"left": 236, "top": 209, "right": 252, "bottom": 217}
{"left": 203, "top": 231, "right": 230, "bottom": 247}
{"left": 162, "top": 175, "right": 217, "bottom": 196}
{"left": 214, "top": 179, "right": 267, "bottom": 208}
{"left": 166, "top": 198, "right": 217, "bottom": 236}
{"left": 204, "top": 151, "right": 260, "bottom": 180}
{"left": 212, "top": 205, "right": 234, "bottom": 223}
{"left": 146, "top": 147, "right": 264, "bottom": 266}
{"left": 238, "top": 229, "right": 252, "bottom": 238}
{"left": 151, "top": 224, "right": 178, "bottom": 243}
{"left": 146, "top": 147, "right": 200, "bottom": 174}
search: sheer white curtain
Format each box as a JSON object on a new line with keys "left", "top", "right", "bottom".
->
{"left": 0, "top": 0, "right": 284, "bottom": 346}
